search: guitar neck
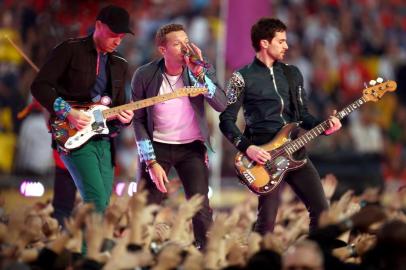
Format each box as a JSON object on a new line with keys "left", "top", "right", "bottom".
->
{"left": 102, "top": 91, "right": 183, "bottom": 119}
{"left": 283, "top": 96, "right": 368, "bottom": 155}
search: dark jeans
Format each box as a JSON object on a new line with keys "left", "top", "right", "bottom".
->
{"left": 251, "top": 133, "right": 329, "bottom": 235}
{"left": 52, "top": 167, "right": 76, "bottom": 227}
{"left": 139, "top": 140, "right": 212, "bottom": 248}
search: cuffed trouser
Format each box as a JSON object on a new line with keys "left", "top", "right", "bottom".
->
{"left": 139, "top": 140, "right": 212, "bottom": 249}
{"left": 60, "top": 139, "right": 114, "bottom": 213}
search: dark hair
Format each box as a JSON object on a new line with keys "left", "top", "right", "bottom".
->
{"left": 251, "top": 17, "right": 287, "bottom": 52}
{"left": 155, "top": 23, "right": 185, "bottom": 46}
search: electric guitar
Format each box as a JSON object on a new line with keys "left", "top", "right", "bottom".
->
{"left": 234, "top": 79, "right": 397, "bottom": 195}
{"left": 50, "top": 87, "right": 207, "bottom": 150}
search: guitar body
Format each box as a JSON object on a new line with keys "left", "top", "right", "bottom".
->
{"left": 50, "top": 104, "right": 110, "bottom": 150}
{"left": 234, "top": 123, "right": 307, "bottom": 195}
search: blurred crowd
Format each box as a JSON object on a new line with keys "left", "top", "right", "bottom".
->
{"left": 1, "top": 174, "right": 406, "bottom": 269}
{"left": 0, "top": 0, "right": 405, "bottom": 187}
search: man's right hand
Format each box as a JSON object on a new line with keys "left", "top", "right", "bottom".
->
{"left": 67, "top": 108, "right": 91, "bottom": 131}
{"left": 246, "top": 145, "right": 271, "bottom": 165}
{"left": 147, "top": 162, "right": 169, "bottom": 193}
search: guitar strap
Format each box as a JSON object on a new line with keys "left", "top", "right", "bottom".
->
{"left": 281, "top": 63, "right": 301, "bottom": 121}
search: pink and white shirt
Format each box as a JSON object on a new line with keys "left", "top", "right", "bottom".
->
{"left": 152, "top": 73, "right": 203, "bottom": 144}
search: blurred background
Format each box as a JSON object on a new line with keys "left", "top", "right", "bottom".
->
{"left": 0, "top": 0, "right": 405, "bottom": 210}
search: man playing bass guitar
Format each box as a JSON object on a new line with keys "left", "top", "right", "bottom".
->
{"left": 219, "top": 17, "right": 341, "bottom": 234}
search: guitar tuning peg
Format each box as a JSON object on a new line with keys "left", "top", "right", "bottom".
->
{"left": 369, "top": 80, "right": 377, "bottom": 86}
{"left": 376, "top": 77, "right": 383, "bottom": 83}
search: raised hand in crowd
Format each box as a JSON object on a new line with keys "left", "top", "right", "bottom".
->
{"left": 283, "top": 213, "right": 309, "bottom": 247}
{"left": 84, "top": 212, "right": 105, "bottom": 262}
{"left": 103, "top": 202, "right": 126, "bottom": 239}
{"left": 152, "top": 242, "right": 186, "bottom": 270}
{"left": 262, "top": 232, "right": 285, "bottom": 254}
{"left": 128, "top": 189, "right": 149, "bottom": 246}
{"left": 205, "top": 212, "right": 235, "bottom": 269}
{"left": 322, "top": 173, "right": 338, "bottom": 201}
{"left": 103, "top": 232, "right": 153, "bottom": 270}
{"left": 181, "top": 245, "right": 204, "bottom": 270}
{"left": 170, "top": 194, "right": 204, "bottom": 244}
{"left": 64, "top": 217, "right": 83, "bottom": 253}
{"left": 152, "top": 222, "right": 171, "bottom": 244}
{"left": 319, "top": 190, "right": 355, "bottom": 227}
{"left": 247, "top": 232, "right": 262, "bottom": 258}
{"left": 332, "top": 233, "right": 376, "bottom": 262}
{"left": 225, "top": 236, "right": 247, "bottom": 268}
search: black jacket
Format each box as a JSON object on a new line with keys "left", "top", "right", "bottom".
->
{"left": 31, "top": 34, "right": 128, "bottom": 114}
{"left": 30, "top": 35, "right": 129, "bottom": 159}
{"left": 219, "top": 57, "right": 321, "bottom": 153}
{"left": 131, "top": 58, "right": 227, "bottom": 162}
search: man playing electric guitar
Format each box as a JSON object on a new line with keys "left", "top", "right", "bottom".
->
{"left": 219, "top": 18, "right": 341, "bottom": 234}
{"left": 31, "top": 5, "right": 134, "bottom": 213}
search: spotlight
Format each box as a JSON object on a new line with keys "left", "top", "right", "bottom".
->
{"left": 208, "top": 186, "right": 213, "bottom": 199}
{"left": 115, "top": 182, "right": 126, "bottom": 196}
{"left": 128, "top": 181, "right": 137, "bottom": 196}
{"left": 20, "top": 181, "right": 45, "bottom": 197}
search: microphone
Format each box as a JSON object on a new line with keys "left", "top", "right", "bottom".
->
{"left": 182, "top": 49, "right": 211, "bottom": 69}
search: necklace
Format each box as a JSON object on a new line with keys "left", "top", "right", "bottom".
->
{"left": 163, "top": 70, "right": 183, "bottom": 91}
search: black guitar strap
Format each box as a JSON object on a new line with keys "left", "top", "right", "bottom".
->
{"left": 281, "top": 63, "right": 301, "bottom": 121}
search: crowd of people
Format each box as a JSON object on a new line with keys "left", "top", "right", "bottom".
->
{"left": 1, "top": 175, "right": 405, "bottom": 269}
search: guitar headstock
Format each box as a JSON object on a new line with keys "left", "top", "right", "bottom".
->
{"left": 363, "top": 79, "right": 397, "bottom": 102}
{"left": 175, "top": 87, "right": 208, "bottom": 97}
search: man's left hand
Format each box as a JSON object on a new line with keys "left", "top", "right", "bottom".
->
{"left": 117, "top": 109, "right": 134, "bottom": 124}
{"left": 325, "top": 110, "right": 341, "bottom": 135}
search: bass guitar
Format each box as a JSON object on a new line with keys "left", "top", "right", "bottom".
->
{"left": 234, "top": 79, "right": 397, "bottom": 195}
{"left": 50, "top": 87, "right": 207, "bottom": 150}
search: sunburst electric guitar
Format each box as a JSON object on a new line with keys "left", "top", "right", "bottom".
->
{"left": 50, "top": 87, "right": 207, "bottom": 150}
{"left": 234, "top": 79, "right": 397, "bottom": 195}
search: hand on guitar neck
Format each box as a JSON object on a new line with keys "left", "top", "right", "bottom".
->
{"left": 325, "top": 109, "right": 342, "bottom": 135}
{"left": 115, "top": 109, "right": 134, "bottom": 124}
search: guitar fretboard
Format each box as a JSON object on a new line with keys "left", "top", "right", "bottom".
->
{"left": 102, "top": 91, "right": 188, "bottom": 119}
{"left": 283, "top": 96, "right": 367, "bottom": 155}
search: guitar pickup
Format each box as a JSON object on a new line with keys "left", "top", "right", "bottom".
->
{"left": 92, "top": 109, "right": 105, "bottom": 132}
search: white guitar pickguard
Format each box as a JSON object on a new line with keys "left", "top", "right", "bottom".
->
{"left": 64, "top": 105, "right": 110, "bottom": 149}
